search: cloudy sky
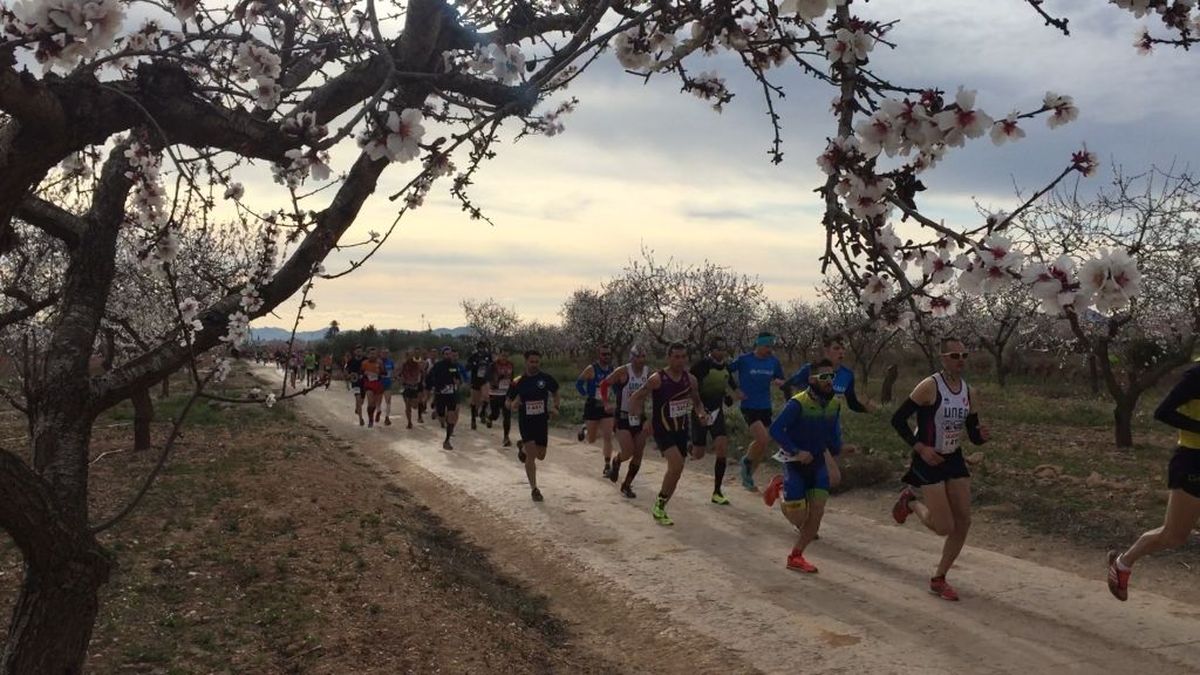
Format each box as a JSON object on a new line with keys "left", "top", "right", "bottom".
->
{"left": 256, "top": 0, "right": 1198, "bottom": 332}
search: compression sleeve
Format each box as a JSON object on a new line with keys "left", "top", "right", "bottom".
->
{"left": 786, "top": 365, "right": 809, "bottom": 390}
{"left": 574, "top": 375, "right": 588, "bottom": 397}
{"left": 1154, "top": 366, "right": 1200, "bottom": 434}
{"left": 891, "top": 398, "right": 921, "bottom": 447}
{"left": 844, "top": 375, "right": 868, "bottom": 413}
{"left": 599, "top": 377, "right": 611, "bottom": 403}
{"left": 966, "top": 413, "right": 986, "bottom": 445}
{"left": 769, "top": 400, "right": 801, "bottom": 455}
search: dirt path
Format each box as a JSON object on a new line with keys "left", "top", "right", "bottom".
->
{"left": 269, "top": 368, "right": 1200, "bottom": 674}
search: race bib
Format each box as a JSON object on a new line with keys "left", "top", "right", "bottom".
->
{"left": 495, "top": 379, "right": 510, "bottom": 395}
{"left": 366, "top": 372, "right": 379, "bottom": 381}
{"left": 477, "top": 367, "right": 487, "bottom": 378}
{"left": 439, "top": 385, "right": 455, "bottom": 394}
{"left": 525, "top": 400, "right": 546, "bottom": 416}
{"left": 627, "top": 414, "right": 641, "bottom": 426}
{"left": 668, "top": 399, "right": 692, "bottom": 419}
{"left": 940, "top": 426, "right": 962, "bottom": 453}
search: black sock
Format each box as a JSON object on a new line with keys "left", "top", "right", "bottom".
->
{"left": 604, "top": 458, "right": 611, "bottom": 470}
{"left": 445, "top": 423, "right": 454, "bottom": 442}
{"left": 503, "top": 415, "right": 511, "bottom": 437}
{"left": 657, "top": 492, "right": 670, "bottom": 506}
{"left": 714, "top": 458, "right": 727, "bottom": 495}
{"left": 622, "top": 461, "right": 641, "bottom": 487}
{"left": 471, "top": 405, "right": 477, "bottom": 422}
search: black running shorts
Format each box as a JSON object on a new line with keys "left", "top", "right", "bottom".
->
{"left": 519, "top": 415, "right": 549, "bottom": 447}
{"left": 583, "top": 398, "right": 613, "bottom": 421}
{"left": 654, "top": 429, "right": 690, "bottom": 455}
{"left": 691, "top": 408, "right": 727, "bottom": 446}
{"left": 434, "top": 393, "right": 458, "bottom": 416}
{"left": 741, "top": 407, "right": 772, "bottom": 428}
{"left": 1168, "top": 447, "right": 1200, "bottom": 498}
{"left": 902, "top": 448, "right": 971, "bottom": 487}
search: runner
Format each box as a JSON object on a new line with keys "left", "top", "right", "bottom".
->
{"left": 399, "top": 349, "right": 425, "bottom": 429}
{"left": 361, "top": 347, "right": 385, "bottom": 429}
{"left": 628, "top": 342, "right": 709, "bottom": 526}
{"left": 1107, "top": 360, "right": 1200, "bottom": 601}
{"left": 304, "top": 350, "right": 318, "bottom": 387}
{"left": 729, "top": 332, "right": 786, "bottom": 491}
{"left": 489, "top": 348, "right": 516, "bottom": 447}
{"left": 342, "top": 351, "right": 353, "bottom": 390}
{"left": 346, "top": 346, "right": 366, "bottom": 426}
{"left": 427, "top": 347, "right": 463, "bottom": 449}
{"left": 321, "top": 352, "right": 334, "bottom": 390}
{"left": 289, "top": 351, "right": 301, "bottom": 388}
{"left": 379, "top": 347, "right": 396, "bottom": 426}
{"left": 783, "top": 334, "right": 878, "bottom": 493}
{"left": 890, "top": 337, "right": 989, "bottom": 601}
{"left": 690, "top": 337, "right": 737, "bottom": 505}
{"left": 576, "top": 346, "right": 616, "bottom": 476}
{"left": 507, "top": 350, "right": 560, "bottom": 502}
{"left": 420, "top": 348, "right": 436, "bottom": 421}
{"left": 466, "top": 341, "right": 494, "bottom": 431}
{"left": 762, "top": 359, "right": 843, "bottom": 573}
{"left": 600, "top": 346, "right": 652, "bottom": 498}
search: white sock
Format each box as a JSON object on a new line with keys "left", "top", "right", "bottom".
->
{"left": 1115, "top": 554, "right": 1131, "bottom": 571}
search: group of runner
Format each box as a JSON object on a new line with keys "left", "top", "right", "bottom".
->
{"left": 269, "top": 349, "right": 334, "bottom": 389}
{"left": 316, "top": 331, "right": 1200, "bottom": 605}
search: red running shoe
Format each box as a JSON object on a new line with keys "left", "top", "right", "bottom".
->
{"left": 763, "top": 475, "right": 783, "bottom": 508}
{"left": 787, "top": 553, "right": 818, "bottom": 574}
{"left": 930, "top": 576, "right": 959, "bottom": 601}
{"left": 892, "top": 487, "right": 915, "bottom": 524}
{"left": 1107, "top": 550, "right": 1130, "bottom": 601}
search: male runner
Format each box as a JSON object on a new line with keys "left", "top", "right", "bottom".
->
{"left": 784, "top": 334, "right": 877, "bottom": 489}
{"left": 321, "top": 352, "right": 334, "bottom": 389}
{"left": 729, "top": 332, "right": 786, "bottom": 491}
{"left": 427, "top": 347, "right": 462, "bottom": 449}
{"left": 304, "top": 351, "right": 318, "bottom": 387}
{"left": 399, "top": 350, "right": 425, "bottom": 428}
{"left": 379, "top": 347, "right": 396, "bottom": 426}
{"left": 890, "top": 337, "right": 989, "bottom": 601}
{"left": 762, "top": 359, "right": 843, "bottom": 573}
{"left": 628, "top": 342, "right": 709, "bottom": 526}
{"left": 346, "top": 346, "right": 366, "bottom": 425}
{"left": 419, "top": 348, "right": 436, "bottom": 420}
{"left": 467, "top": 341, "right": 494, "bottom": 430}
{"left": 576, "top": 346, "right": 616, "bottom": 476}
{"left": 691, "top": 337, "right": 737, "bottom": 505}
{"left": 1107, "top": 360, "right": 1200, "bottom": 601}
{"left": 489, "top": 348, "right": 516, "bottom": 447}
{"left": 361, "top": 347, "right": 384, "bottom": 428}
{"left": 507, "top": 350, "right": 560, "bottom": 502}
{"left": 601, "top": 346, "right": 652, "bottom": 498}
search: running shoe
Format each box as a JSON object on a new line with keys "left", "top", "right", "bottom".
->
{"left": 607, "top": 464, "right": 620, "bottom": 483}
{"left": 503, "top": 437, "right": 512, "bottom": 447}
{"left": 711, "top": 492, "right": 731, "bottom": 506}
{"left": 577, "top": 425, "right": 586, "bottom": 442}
{"left": 442, "top": 440, "right": 453, "bottom": 451}
{"left": 531, "top": 488, "right": 544, "bottom": 502}
{"left": 486, "top": 417, "right": 493, "bottom": 429}
{"left": 621, "top": 485, "right": 636, "bottom": 499}
{"left": 384, "top": 417, "right": 392, "bottom": 426}
{"left": 892, "top": 487, "right": 915, "bottom": 525}
{"left": 471, "top": 419, "right": 477, "bottom": 431}
{"left": 651, "top": 501, "right": 674, "bottom": 526}
{"left": 762, "top": 474, "right": 783, "bottom": 507}
{"left": 407, "top": 422, "right": 413, "bottom": 430}
{"left": 1107, "top": 550, "right": 1130, "bottom": 601}
{"left": 367, "top": 419, "right": 374, "bottom": 429}
{"left": 787, "top": 553, "right": 818, "bottom": 574}
{"left": 930, "top": 576, "right": 959, "bottom": 601}
{"left": 739, "top": 456, "right": 756, "bottom": 491}
{"left": 358, "top": 416, "right": 364, "bottom": 427}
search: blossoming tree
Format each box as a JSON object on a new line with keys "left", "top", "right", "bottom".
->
{"left": 0, "top": 0, "right": 1190, "bottom": 670}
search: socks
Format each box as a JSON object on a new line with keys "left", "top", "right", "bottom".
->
{"left": 714, "top": 457, "right": 727, "bottom": 494}
{"left": 622, "top": 461, "right": 641, "bottom": 487}
{"left": 1115, "top": 555, "right": 1131, "bottom": 571}
{"left": 604, "top": 458, "right": 611, "bottom": 472}
{"left": 445, "top": 423, "right": 454, "bottom": 442}
{"left": 656, "top": 492, "right": 670, "bottom": 507}
{"left": 471, "top": 405, "right": 478, "bottom": 423}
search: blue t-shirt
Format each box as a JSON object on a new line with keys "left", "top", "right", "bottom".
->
{"left": 729, "top": 352, "right": 784, "bottom": 410}
{"left": 380, "top": 358, "right": 396, "bottom": 385}
{"left": 786, "top": 363, "right": 866, "bottom": 412}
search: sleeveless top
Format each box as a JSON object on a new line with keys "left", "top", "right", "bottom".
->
{"left": 652, "top": 369, "right": 693, "bottom": 435}
{"left": 918, "top": 372, "right": 970, "bottom": 455}
{"left": 587, "top": 362, "right": 614, "bottom": 399}
{"left": 616, "top": 363, "right": 651, "bottom": 417}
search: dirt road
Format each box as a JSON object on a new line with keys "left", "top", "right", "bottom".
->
{"left": 268, "top": 370, "right": 1200, "bottom": 674}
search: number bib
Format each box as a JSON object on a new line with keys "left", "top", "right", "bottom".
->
{"left": 627, "top": 414, "right": 641, "bottom": 426}
{"left": 366, "top": 372, "right": 379, "bottom": 381}
{"left": 668, "top": 399, "right": 692, "bottom": 419}
{"left": 477, "top": 367, "right": 487, "bottom": 378}
{"left": 494, "top": 379, "right": 510, "bottom": 395}
{"left": 439, "top": 385, "right": 455, "bottom": 394}
{"left": 940, "top": 426, "right": 962, "bottom": 453}
{"left": 525, "top": 400, "right": 546, "bottom": 416}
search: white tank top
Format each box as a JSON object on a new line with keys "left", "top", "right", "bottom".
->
{"left": 621, "top": 364, "right": 651, "bottom": 415}
{"left": 932, "top": 373, "right": 970, "bottom": 454}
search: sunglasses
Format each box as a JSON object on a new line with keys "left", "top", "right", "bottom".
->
{"left": 942, "top": 352, "right": 969, "bottom": 360}
{"left": 814, "top": 373, "right": 835, "bottom": 382}
{"left": 599, "top": 352, "right": 612, "bottom": 357}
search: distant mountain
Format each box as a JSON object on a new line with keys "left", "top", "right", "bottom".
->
{"left": 249, "top": 325, "right": 475, "bottom": 342}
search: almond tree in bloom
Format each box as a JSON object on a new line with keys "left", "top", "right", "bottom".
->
{"left": 0, "top": 0, "right": 1188, "bottom": 669}
{"left": 460, "top": 297, "right": 520, "bottom": 346}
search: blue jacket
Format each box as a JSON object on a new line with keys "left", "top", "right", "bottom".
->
{"left": 769, "top": 388, "right": 843, "bottom": 467}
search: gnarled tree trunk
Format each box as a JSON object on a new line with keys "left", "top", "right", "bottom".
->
{"left": 132, "top": 387, "right": 153, "bottom": 452}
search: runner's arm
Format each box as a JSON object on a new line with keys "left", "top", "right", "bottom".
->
{"left": 1154, "top": 366, "right": 1200, "bottom": 434}
{"left": 689, "top": 374, "right": 708, "bottom": 424}
{"left": 598, "top": 366, "right": 621, "bottom": 403}
{"left": 769, "top": 400, "right": 801, "bottom": 455}
{"left": 574, "top": 365, "right": 593, "bottom": 397}
{"left": 785, "top": 365, "right": 809, "bottom": 392}
{"left": 843, "top": 376, "right": 869, "bottom": 413}
{"left": 627, "top": 372, "right": 660, "bottom": 410}
{"left": 891, "top": 378, "right": 935, "bottom": 446}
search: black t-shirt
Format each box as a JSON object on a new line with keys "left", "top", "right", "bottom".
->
{"left": 427, "top": 360, "right": 462, "bottom": 394}
{"left": 467, "top": 351, "right": 494, "bottom": 381}
{"left": 506, "top": 371, "right": 559, "bottom": 418}
{"left": 347, "top": 357, "right": 364, "bottom": 381}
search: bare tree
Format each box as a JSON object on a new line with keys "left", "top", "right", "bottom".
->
{"left": 760, "top": 300, "right": 824, "bottom": 365}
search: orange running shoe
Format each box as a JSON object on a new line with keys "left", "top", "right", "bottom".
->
{"left": 787, "top": 553, "right": 818, "bottom": 574}
{"left": 930, "top": 576, "right": 959, "bottom": 601}
{"left": 1107, "top": 550, "right": 1130, "bottom": 601}
{"left": 763, "top": 475, "right": 783, "bottom": 507}
{"left": 892, "top": 487, "right": 915, "bottom": 524}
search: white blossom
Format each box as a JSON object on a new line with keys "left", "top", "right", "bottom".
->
{"left": 990, "top": 113, "right": 1025, "bottom": 146}
{"left": 265, "top": 393, "right": 277, "bottom": 408}
{"left": 860, "top": 274, "right": 893, "bottom": 310}
{"left": 824, "top": 27, "right": 872, "bottom": 65}
{"left": 359, "top": 108, "right": 425, "bottom": 163}
{"left": 779, "top": 0, "right": 834, "bottom": 21}
{"left": 1044, "top": 92, "right": 1079, "bottom": 129}
{"left": 933, "top": 87, "right": 993, "bottom": 148}
{"left": 1079, "top": 249, "right": 1141, "bottom": 313}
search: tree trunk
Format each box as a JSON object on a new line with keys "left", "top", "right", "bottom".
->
{"left": 1088, "top": 354, "right": 1100, "bottom": 396}
{"left": 131, "top": 387, "right": 153, "bottom": 452}
{"left": 3, "top": 544, "right": 110, "bottom": 674}
{"left": 1113, "top": 397, "right": 1136, "bottom": 448}
{"left": 159, "top": 377, "right": 169, "bottom": 399}
{"left": 993, "top": 349, "right": 1007, "bottom": 388}
{"left": 880, "top": 363, "right": 898, "bottom": 404}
